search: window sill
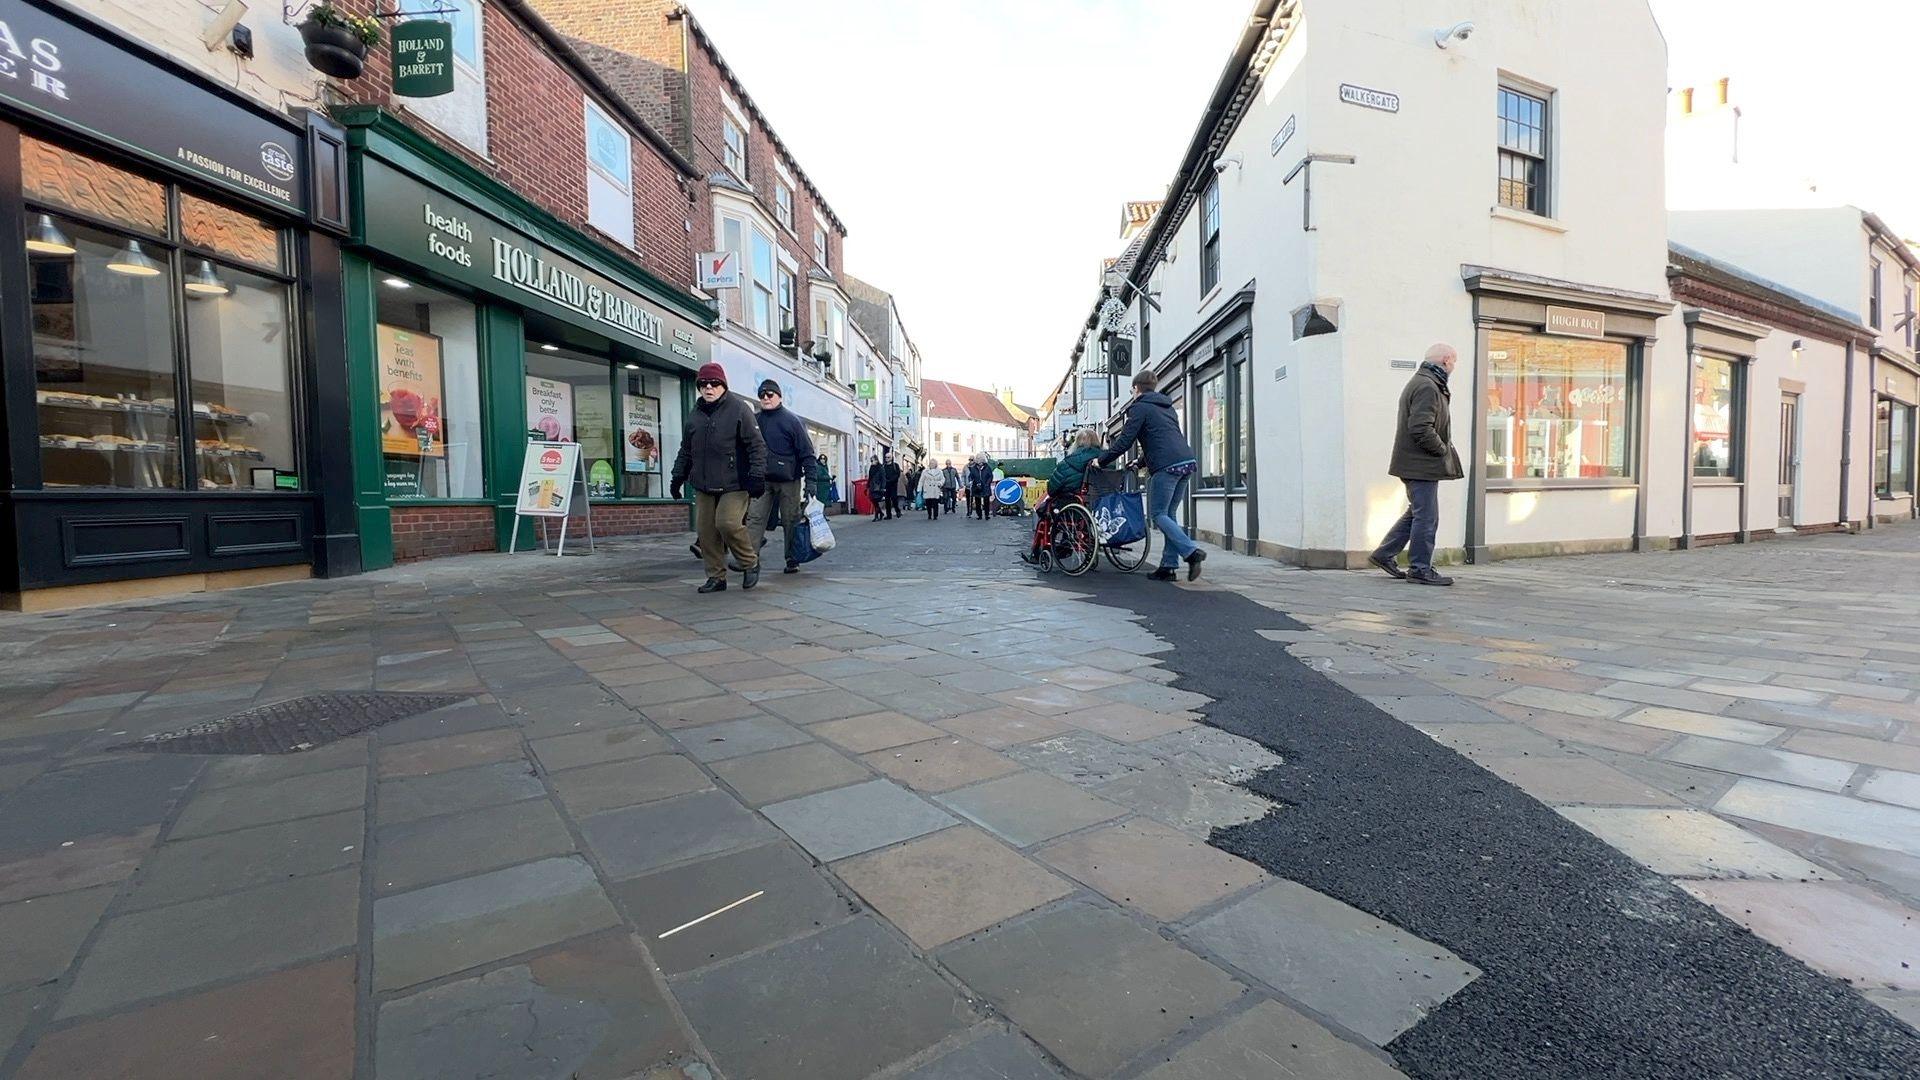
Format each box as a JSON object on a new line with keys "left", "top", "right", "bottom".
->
{"left": 1489, "top": 205, "right": 1567, "bottom": 234}
{"left": 1487, "top": 478, "right": 1638, "bottom": 491}
{"left": 1196, "top": 285, "right": 1223, "bottom": 313}
{"left": 1691, "top": 476, "right": 1744, "bottom": 486}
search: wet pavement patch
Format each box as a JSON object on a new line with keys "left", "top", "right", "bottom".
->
{"left": 113, "top": 692, "right": 469, "bottom": 755}
{"left": 1058, "top": 573, "right": 1920, "bottom": 1079}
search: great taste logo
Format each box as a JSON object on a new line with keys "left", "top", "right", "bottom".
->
{"left": 259, "top": 142, "right": 296, "bottom": 182}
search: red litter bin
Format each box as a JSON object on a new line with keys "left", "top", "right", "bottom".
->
{"left": 852, "top": 478, "right": 873, "bottom": 517}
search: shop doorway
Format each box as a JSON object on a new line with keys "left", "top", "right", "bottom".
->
{"left": 1778, "top": 394, "right": 1800, "bottom": 528}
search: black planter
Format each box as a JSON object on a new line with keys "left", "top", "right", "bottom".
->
{"left": 300, "top": 21, "right": 369, "bottom": 79}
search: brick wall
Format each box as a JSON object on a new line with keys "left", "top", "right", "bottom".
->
{"left": 392, "top": 502, "right": 691, "bottom": 562}
{"left": 333, "top": 0, "right": 696, "bottom": 292}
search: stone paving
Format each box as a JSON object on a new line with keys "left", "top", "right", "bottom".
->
{"left": 0, "top": 515, "right": 1444, "bottom": 1079}
{"left": 1196, "top": 523, "right": 1920, "bottom": 1033}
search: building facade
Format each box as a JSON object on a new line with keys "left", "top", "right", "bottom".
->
{"left": 847, "top": 274, "right": 925, "bottom": 461}
{"left": 920, "top": 379, "right": 1028, "bottom": 464}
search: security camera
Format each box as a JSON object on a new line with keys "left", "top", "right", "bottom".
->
{"left": 1434, "top": 21, "right": 1473, "bottom": 48}
{"left": 1212, "top": 154, "right": 1244, "bottom": 176}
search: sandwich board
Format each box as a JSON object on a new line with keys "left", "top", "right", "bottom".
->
{"left": 510, "top": 440, "right": 595, "bottom": 556}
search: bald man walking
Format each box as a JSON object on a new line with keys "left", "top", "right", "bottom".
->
{"left": 1370, "top": 343, "right": 1464, "bottom": 586}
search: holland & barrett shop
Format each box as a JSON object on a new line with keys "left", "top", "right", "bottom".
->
{"left": 338, "top": 107, "right": 712, "bottom": 566}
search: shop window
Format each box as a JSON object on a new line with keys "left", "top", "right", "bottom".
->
{"left": 185, "top": 263, "right": 296, "bottom": 487}
{"left": 1497, "top": 85, "right": 1550, "bottom": 215}
{"left": 1876, "top": 397, "right": 1913, "bottom": 497}
{"left": 376, "top": 276, "right": 482, "bottom": 499}
{"left": 1691, "top": 354, "right": 1740, "bottom": 479}
{"left": 722, "top": 116, "right": 747, "bottom": 179}
{"left": 1195, "top": 373, "right": 1226, "bottom": 489}
{"left": 619, "top": 366, "right": 681, "bottom": 499}
{"left": 584, "top": 99, "right": 634, "bottom": 249}
{"left": 1486, "top": 330, "right": 1631, "bottom": 481}
{"left": 775, "top": 181, "right": 794, "bottom": 231}
{"left": 1233, "top": 349, "right": 1250, "bottom": 489}
{"left": 1199, "top": 178, "right": 1221, "bottom": 295}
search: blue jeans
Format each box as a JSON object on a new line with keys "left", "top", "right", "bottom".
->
{"left": 1373, "top": 479, "right": 1439, "bottom": 572}
{"left": 1149, "top": 464, "right": 1198, "bottom": 568}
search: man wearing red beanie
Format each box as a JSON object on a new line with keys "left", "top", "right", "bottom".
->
{"left": 671, "top": 362, "right": 767, "bottom": 592}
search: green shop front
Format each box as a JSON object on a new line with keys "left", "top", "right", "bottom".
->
{"left": 339, "top": 109, "right": 711, "bottom": 567}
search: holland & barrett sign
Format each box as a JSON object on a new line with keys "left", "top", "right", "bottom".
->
{"left": 391, "top": 21, "right": 454, "bottom": 98}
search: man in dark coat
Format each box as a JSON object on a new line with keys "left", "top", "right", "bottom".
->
{"left": 1369, "top": 343, "right": 1463, "bottom": 586}
{"left": 1101, "top": 370, "right": 1205, "bottom": 581}
{"left": 965, "top": 454, "right": 993, "bottom": 519}
{"left": 866, "top": 456, "right": 886, "bottom": 521}
{"left": 743, "top": 379, "right": 815, "bottom": 574}
{"left": 671, "top": 362, "right": 766, "bottom": 593}
{"left": 881, "top": 451, "right": 902, "bottom": 520}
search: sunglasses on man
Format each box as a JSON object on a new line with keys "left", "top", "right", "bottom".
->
{"left": 696, "top": 379, "right": 724, "bottom": 388}
{"left": 758, "top": 390, "right": 779, "bottom": 399}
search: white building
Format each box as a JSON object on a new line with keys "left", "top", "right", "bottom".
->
{"left": 921, "top": 380, "right": 1029, "bottom": 465}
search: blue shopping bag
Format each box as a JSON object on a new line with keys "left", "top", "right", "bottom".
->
{"left": 1092, "top": 491, "right": 1147, "bottom": 546}
{"left": 788, "top": 513, "right": 821, "bottom": 564}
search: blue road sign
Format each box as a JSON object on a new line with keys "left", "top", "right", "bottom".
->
{"left": 995, "top": 478, "right": 1024, "bottom": 505}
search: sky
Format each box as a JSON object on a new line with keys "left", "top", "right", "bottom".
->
{"left": 682, "top": 1, "right": 1919, "bottom": 404}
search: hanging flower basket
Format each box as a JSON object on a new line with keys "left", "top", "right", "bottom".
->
{"left": 299, "top": 5, "right": 382, "bottom": 79}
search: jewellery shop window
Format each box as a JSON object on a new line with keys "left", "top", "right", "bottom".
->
{"left": 376, "top": 275, "right": 483, "bottom": 500}
{"left": 1485, "top": 330, "right": 1632, "bottom": 481}
{"left": 525, "top": 345, "right": 682, "bottom": 500}
{"left": 23, "top": 135, "right": 298, "bottom": 490}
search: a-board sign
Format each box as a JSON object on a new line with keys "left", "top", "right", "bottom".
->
{"left": 516, "top": 441, "right": 582, "bottom": 517}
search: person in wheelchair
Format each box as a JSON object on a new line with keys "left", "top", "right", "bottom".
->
{"left": 1022, "top": 428, "right": 1104, "bottom": 564}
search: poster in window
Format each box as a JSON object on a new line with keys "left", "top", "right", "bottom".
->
{"left": 526, "top": 376, "right": 573, "bottom": 442}
{"left": 378, "top": 324, "right": 445, "bottom": 458}
{"left": 575, "top": 383, "right": 614, "bottom": 461}
{"left": 624, "top": 394, "right": 661, "bottom": 473}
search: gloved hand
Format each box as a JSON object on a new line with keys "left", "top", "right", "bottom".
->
{"left": 670, "top": 481, "right": 684, "bottom": 500}
{"left": 746, "top": 479, "right": 766, "bottom": 499}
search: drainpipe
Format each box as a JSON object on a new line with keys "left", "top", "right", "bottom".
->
{"left": 1842, "top": 341, "right": 1859, "bottom": 530}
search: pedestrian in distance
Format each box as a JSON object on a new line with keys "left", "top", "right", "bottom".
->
{"left": 965, "top": 454, "right": 989, "bottom": 519}
{"left": 882, "top": 451, "right": 903, "bottom": 520}
{"left": 742, "top": 379, "right": 814, "bottom": 575}
{"left": 941, "top": 459, "right": 960, "bottom": 515}
{"left": 866, "top": 455, "right": 886, "bottom": 521}
{"left": 920, "top": 458, "right": 946, "bottom": 519}
{"left": 1101, "top": 370, "right": 1205, "bottom": 582}
{"left": 896, "top": 456, "right": 914, "bottom": 515}
{"left": 1369, "top": 342, "right": 1464, "bottom": 586}
{"left": 671, "top": 362, "right": 766, "bottom": 593}
{"left": 813, "top": 454, "right": 835, "bottom": 510}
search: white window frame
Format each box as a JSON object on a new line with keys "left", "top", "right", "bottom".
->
{"left": 812, "top": 224, "right": 828, "bottom": 267}
{"left": 582, "top": 99, "right": 633, "bottom": 249}
{"left": 722, "top": 116, "right": 747, "bottom": 180}
{"left": 775, "top": 180, "right": 794, "bottom": 232}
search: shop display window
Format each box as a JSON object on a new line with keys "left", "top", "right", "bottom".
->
{"left": 1196, "top": 373, "right": 1226, "bottom": 489}
{"left": 1486, "top": 330, "right": 1631, "bottom": 481}
{"left": 1691, "top": 354, "right": 1739, "bottom": 479}
{"left": 1876, "top": 397, "right": 1913, "bottom": 498}
{"left": 376, "top": 276, "right": 483, "bottom": 499}
{"left": 525, "top": 347, "right": 683, "bottom": 500}
{"left": 23, "top": 136, "right": 298, "bottom": 491}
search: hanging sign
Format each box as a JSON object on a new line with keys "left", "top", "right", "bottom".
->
{"left": 516, "top": 442, "right": 581, "bottom": 517}
{"left": 697, "top": 251, "right": 740, "bottom": 290}
{"left": 856, "top": 379, "right": 876, "bottom": 400}
{"left": 391, "top": 20, "right": 455, "bottom": 98}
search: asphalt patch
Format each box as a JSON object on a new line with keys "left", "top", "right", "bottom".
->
{"left": 1054, "top": 569, "right": 1920, "bottom": 1079}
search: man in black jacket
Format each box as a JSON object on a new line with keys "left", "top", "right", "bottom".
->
{"left": 880, "top": 451, "right": 902, "bottom": 520}
{"left": 1102, "top": 370, "right": 1206, "bottom": 581}
{"left": 1369, "top": 343, "right": 1463, "bottom": 586}
{"left": 866, "top": 456, "right": 886, "bottom": 521}
{"left": 671, "top": 362, "right": 767, "bottom": 593}
{"left": 743, "top": 380, "right": 815, "bottom": 574}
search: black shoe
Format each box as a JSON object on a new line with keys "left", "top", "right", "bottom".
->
{"left": 784, "top": 562, "right": 799, "bottom": 574}
{"left": 742, "top": 568, "right": 759, "bottom": 590}
{"left": 1368, "top": 553, "right": 1407, "bottom": 579}
{"left": 697, "top": 577, "right": 726, "bottom": 594}
{"left": 1185, "top": 549, "right": 1207, "bottom": 581}
{"left": 689, "top": 543, "right": 701, "bottom": 560}
{"left": 1407, "top": 567, "right": 1454, "bottom": 586}
{"left": 1148, "top": 567, "right": 1176, "bottom": 581}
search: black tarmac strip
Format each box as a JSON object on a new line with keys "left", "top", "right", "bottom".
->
{"left": 1054, "top": 569, "right": 1920, "bottom": 1080}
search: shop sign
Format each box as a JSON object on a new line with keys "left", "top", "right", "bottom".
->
{"left": 1339, "top": 84, "right": 1399, "bottom": 113}
{"left": 515, "top": 441, "right": 581, "bottom": 517}
{"left": 526, "top": 377, "right": 574, "bottom": 442}
{"left": 376, "top": 325, "right": 445, "bottom": 458}
{"left": 360, "top": 158, "right": 711, "bottom": 366}
{"left": 1546, "top": 306, "right": 1607, "bottom": 339}
{"left": 623, "top": 394, "right": 661, "bottom": 473}
{"left": 856, "top": 379, "right": 876, "bottom": 400}
{"left": 391, "top": 20, "right": 455, "bottom": 98}
{"left": 1270, "top": 114, "right": 1296, "bottom": 156}
{"left": 697, "top": 251, "right": 740, "bottom": 290}
{"left": 0, "top": 0, "right": 304, "bottom": 213}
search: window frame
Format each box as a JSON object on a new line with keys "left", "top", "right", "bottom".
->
{"left": 1870, "top": 258, "right": 1883, "bottom": 328}
{"left": 1689, "top": 351, "right": 1744, "bottom": 481}
{"left": 1483, "top": 328, "right": 1640, "bottom": 489}
{"left": 1876, "top": 396, "right": 1914, "bottom": 498}
{"left": 717, "top": 210, "right": 783, "bottom": 345}
{"left": 582, "top": 98, "right": 634, "bottom": 249}
{"left": 1199, "top": 177, "right": 1221, "bottom": 296}
{"left": 775, "top": 180, "right": 794, "bottom": 233}
{"left": 721, "top": 115, "right": 747, "bottom": 180}
{"left": 812, "top": 223, "right": 829, "bottom": 268}
{"left": 776, "top": 265, "right": 796, "bottom": 342}
{"left": 1496, "top": 83, "right": 1551, "bottom": 217}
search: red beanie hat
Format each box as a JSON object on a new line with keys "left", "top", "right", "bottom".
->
{"left": 696, "top": 362, "right": 727, "bottom": 387}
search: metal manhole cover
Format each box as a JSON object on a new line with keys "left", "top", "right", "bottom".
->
{"left": 114, "top": 692, "right": 469, "bottom": 756}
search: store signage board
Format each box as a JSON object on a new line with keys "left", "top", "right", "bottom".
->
{"left": 856, "top": 379, "right": 876, "bottom": 400}
{"left": 1339, "top": 84, "right": 1400, "bottom": 113}
{"left": 391, "top": 20, "right": 455, "bottom": 98}
{"left": 510, "top": 441, "right": 595, "bottom": 557}
{"left": 697, "top": 251, "right": 740, "bottom": 290}
{"left": 1546, "top": 306, "right": 1606, "bottom": 339}
{"left": 0, "top": 0, "right": 306, "bottom": 213}
{"left": 361, "top": 158, "right": 711, "bottom": 366}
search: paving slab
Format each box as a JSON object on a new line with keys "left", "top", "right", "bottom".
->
{"left": 1137, "top": 999, "right": 1409, "bottom": 1080}
{"left": 1557, "top": 807, "right": 1832, "bottom": 880}
{"left": 639, "top": 693, "right": 765, "bottom": 730}
{"left": 1137, "top": 726, "right": 1285, "bottom": 782}
{"left": 17, "top": 958, "right": 353, "bottom": 1080}
{"left": 125, "top": 809, "right": 363, "bottom": 911}
{"left": 1716, "top": 778, "right": 1920, "bottom": 858}
{"left": 529, "top": 724, "right": 665, "bottom": 773}
{"left": 376, "top": 728, "right": 524, "bottom": 780}
{"left": 1860, "top": 768, "right": 1920, "bottom": 810}
{"left": 1688, "top": 681, "right": 1826, "bottom": 705}
{"left": 934, "top": 707, "right": 1074, "bottom": 749}
{"left": 1784, "top": 731, "right": 1920, "bottom": 774}
{"left": 1660, "top": 735, "right": 1859, "bottom": 792}
{"left": 580, "top": 789, "right": 778, "bottom": 879}
{"left": 0, "top": 826, "right": 155, "bottom": 905}
{"left": 897, "top": 1030, "right": 1063, "bottom": 1079}
{"left": 862, "top": 738, "right": 1021, "bottom": 793}
{"left": 673, "top": 716, "right": 812, "bottom": 763}
{"left": 375, "top": 798, "right": 574, "bottom": 894}
{"left": 203, "top": 738, "right": 369, "bottom": 788}
{"left": 759, "top": 689, "right": 889, "bottom": 725}
{"left": 1057, "top": 702, "right": 1196, "bottom": 743}
{"left": 371, "top": 856, "right": 619, "bottom": 992}
{"left": 0, "top": 986, "right": 49, "bottom": 1064}
{"left": 1480, "top": 756, "right": 1687, "bottom": 806}
{"left": 834, "top": 826, "right": 1072, "bottom": 947}
{"left": 1181, "top": 879, "right": 1480, "bottom": 1045}
{"left": 674, "top": 916, "right": 973, "bottom": 1080}
{"left": 990, "top": 684, "right": 1112, "bottom": 716}
{"left": 936, "top": 770, "right": 1128, "bottom": 847}
{"left": 374, "top": 930, "right": 692, "bottom": 1080}
{"left": 0, "top": 883, "right": 115, "bottom": 991}
{"left": 940, "top": 902, "right": 1245, "bottom": 1076}
{"left": 810, "top": 712, "right": 946, "bottom": 753}
{"left": 761, "top": 779, "right": 957, "bottom": 862}
{"left": 168, "top": 767, "right": 369, "bottom": 840}
{"left": 1006, "top": 731, "right": 1162, "bottom": 787}
{"left": 60, "top": 869, "right": 358, "bottom": 1018}
{"left": 0, "top": 757, "right": 199, "bottom": 861}
{"left": 1612, "top": 706, "right": 1782, "bottom": 746}
{"left": 375, "top": 760, "right": 545, "bottom": 825}
{"left": 548, "top": 754, "right": 712, "bottom": 818}
{"left": 613, "top": 841, "right": 851, "bottom": 975}
{"left": 1092, "top": 765, "right": 1274, "bottom": 836}
{"left": 1680, "top": 879, "right": 1920, "bottom": 990}
{"left": 1037, "top": 818, "right": 1264, "bottom": 920}
{"left": 710, "top": 743, "right": 869, "bottom": 806}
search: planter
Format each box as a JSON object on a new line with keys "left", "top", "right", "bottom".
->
{"left": 300, "top": 21, "right": 370, "bottom": 79}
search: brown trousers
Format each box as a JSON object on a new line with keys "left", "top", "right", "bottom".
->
{"left": 695, "top": 490, "right": 756, "bottom": 579}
